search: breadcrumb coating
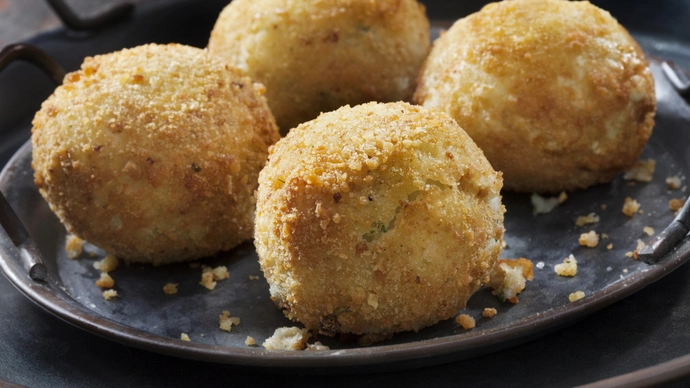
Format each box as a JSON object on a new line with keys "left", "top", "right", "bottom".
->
{"left": 414, "top": 0, "right": 655, "bottom": 193}
{"left": 208, "top": 0, "right": 430, "bottom": 133}
{"left": 255, "top": 102, "right": 504, "bottom": 335}
{"left": 31, "top": 44, "right": 280, "bottom": 264}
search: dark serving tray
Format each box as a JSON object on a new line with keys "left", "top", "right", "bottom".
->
{"left": 2, "top": 0, "right": 690, "bottom": 386}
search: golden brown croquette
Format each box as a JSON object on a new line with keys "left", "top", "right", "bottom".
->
{"left": 254, "top": 102, "right": 504, "bottom": 336}
{"left": 414, "top": 0, "right": 656, "bottom": 193}
{"left": 32, "top": 43, "right": 280, "bottom": 264}
{"left": 208, "top": 0, "right": 430, "bottom": 134}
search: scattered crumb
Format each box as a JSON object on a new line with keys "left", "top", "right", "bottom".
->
{"left": 456, "top": 314, "right": 476, "bottom": 329}
{"left": 357, "top": 333, "right": 394, "bottom": 346}
{"left": 623, "top": 268, "right": 629, "bottom": 273}
{"left": 622, "top": 197, "right": 641, "bottom": 216}
{"left": 601, "top": 204, "right": 607, "bottom": 210}
{"left": 643, "top": 226, "right": 655, "bottom": 236}
{"left": 248, "top": 275, "right": 260, "bottom": 280}
{"left": 632, "top": 239, "right": 646, "bottom": 260}
{"left": 602, "top": 233, "right": 609, "bottom": 239}
{"left": 554, "top": 254, "right": 577, "bottom": 277}
{"left": 531, "top": 192, "right": 566, "bottom": 214}
{"left": 201, "top": 334, "right": 205, "bottom": 337}
{"left": 667, "top": 175, "right": 682, "bottom": 190}
{"left": 65, "top": 234, "right": 85, "bottom": 259}
{"left": 306, "top": 341, "right": 330, "bottom": 351}
{"left": 200, "top": 265, "right": 230, "bottom": 290}
{"left": 606, "top": 266, "right": 613, "bottom": 271}
{"left": 245, "top": 336, "right": 256, "bottom": 346}
{"left": 95, "top": 272, "right": 114, "bottom": 289}
{"left": 189, "top": 262, "right": 201, "bottom": 269}
{"left": 569, "top": 291, "right": 585, "bottom": 302}
{"left": 607, "top": 243, "right": 613, "bottom": 250}
{"left": 578, "top": 230, "right": 599, "bottom": 248}
{"left": 219, "top": 311, "right": 241, "bottom": 332}
{"left": 163, "top": 283, "right": 178, "bottom": 295}
{"left": 623, "top": 159, "right": 655, "bottom": 182}
{"left": 262, "top": 327, "right": 311, "bottom": 350}
{"left": 482, "top": 308, "right": 498, "bottom": 318}
{"left": 669, "top": 198, "right": 686, "bottom": 212}
{"left": 103, "top": 289, "right": 118, "bottom": 300}
{"left": 625, "top": 252, "right": 634, "bottom": 258}
{"left": 576, "top": 213, "right": 600, "bottom": 227}
{"left": 180, "top": 333, "right": 191, "bottom": 341}
{"left": 93, "top": 254, "right": 118, "bottom": 272}
{"left": 536, "top": 261, "right": 545, "bottom": 269}
{"left": 501, "top": 240, "right": 508, "bottom": 249}
{"left": 488, "top": 258, "right": 534, "bottom": 303}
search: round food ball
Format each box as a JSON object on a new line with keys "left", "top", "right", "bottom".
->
{"left": 254, "top": 102, "right": 504, "bottom": 335}
{"left": 208, "top": 0, "right": 430, "bottom": 134}
{"left": 32, "top": 43, "right": 280, "bottom": 264}
{"left": 414, "top": 0, "right": 656, "bottom": 193}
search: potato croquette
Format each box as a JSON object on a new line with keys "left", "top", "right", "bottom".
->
{"left": 208, "top": 0, "right": 430, "bottom": 133}
{"left": 254, "top": 102, "right": 504, "bottom": 336}
{"left": 32, "top": 43, "right": 280, "bottom": 264}
{"left": 414, "top": 0, "right": 656, "bottom": 193}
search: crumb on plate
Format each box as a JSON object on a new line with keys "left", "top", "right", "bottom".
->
{"left": 579, "top": 230, "right": 599, "bottom": 248}
{"left": 482, "top": 308, "right": 498, "bottom": 318}
{"left": 456, "top": 314, "right": 476, "bottom": 329}
{"left": 262, "top": 327, "right": 311, "bottom": 350}
{"left": 103, "top": 289, "right": 117, "bottom": 300}
{"left": 306, "top": 341, "right": 330, "bottom": 351}
{"left": 65, "top": 234, "right": 85, "bottom": 259}
{"left": 622, "top": 197, "right": 641, "bottom": 216}
{"left": 531, "top": 192, "right": 567, "bottom": 214}
{"left": 245, "top": 336, "right": 256, "bottom": 346}
{"left": 163, "top": 283, "right": 178, "bottom": 295}
{"left": 488, "top": 258, "right": 534, "bottom": 303}
{"left": 623, "top": 159, "right": 655, "bottom": 182}
{"left": 569, "top": 291, "right": 585, "bottom": 302}
{"left": 670, "top": 198, "right": 686, "bottom": 212}
{"left": 667, "top": 175, "right": 682, "bottom": 190}
{"left": 95, "top": 272, "right": 114, "bottom": 289}
{"left": 219, "top": 310, "right": 241, "bottom": 332}
{"left": 180, "top": 333, "right": 191, "bottom": 341}
{"left": 576, "top": 213, "right": 600, "bottom": 227}
{"left": 555, "top": 254, "right": 577, "bottom": 277}
{"left": 643, "top": 226, "right": 654, "bottom": 236}
{"left": 93, "top": 254, "right": 118, "bottom": 272}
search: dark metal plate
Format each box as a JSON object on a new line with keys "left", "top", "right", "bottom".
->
{"left": 1, "top": 0, "right": 690, "bottom": 372}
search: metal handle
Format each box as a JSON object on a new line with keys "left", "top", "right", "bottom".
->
{"left": 44, "top": 0, "right": 133, "bottom": 32}
{"left": 639, "top": 198, "right": 690, "bottom": 264}
{"left": 0, "top": 44, "right": 65, "bottom": 281}
{"left": 662, "top": 61, "right": 690, "bottom": 99}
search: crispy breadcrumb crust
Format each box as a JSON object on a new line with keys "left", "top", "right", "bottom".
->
{"left": 255, "top": 102, "right": 504, "bottom": 335}
{"left": 208, "top": 0, "right": 430, "bottom": 133}
{"left": 31, "top": 43, "right": 280, "bottom": 264}
{"left": 414, "top": 0, "right": 656, "bottom": 193}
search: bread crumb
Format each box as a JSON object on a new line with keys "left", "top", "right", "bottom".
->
{"left": 200, "top": 265, "right": 230, "bottom": 290}
{"left": 622, "top": 197, "right": 641, "bottom": 216}
{"left": 219, "top": 310, "right": 241, "bottom": 332}
{"left": 482, "top": 308, "right": 498, "bottom": 318}
{"left": 65, "top": 234, "right": 85, "bottom": 259}
{"left": 625, "top": 251, "right": 634, "bottom": 258}
{"left": 578, "top": 230, "right": 599, "bottom": 247}
{"left": 248, "top": 275, "right": 260, "bottom": 280}
{"left": 262, "top": 327, "right": 311, "bottom": 350}
{"left": 103, "top": 289, "right": 118, "bottom": 300}
{"left": 306, "top": 341, "right": 330, "bottom": 351}
{"left": 180, "top": 333, "right": 191, "bottom": 341}
{"left": 632, "top": 239, "right": 646, "bottom": 260}
{"left": 601, "top": 204, "right": 607, "bottom": 210}
{"left": 536, "top": 261, "right": 545, "bottom": 269}
{"left": 669, "top": 198, "right": 686, "bottom": 212}
{"left": 576, "top": 213, "right": 600, "bottom": 227}
{"left": 643, "top": 226, "right": 654, "bottom": 236}
{"left": 531, "top": 192, "right": 566, "bottom": 214}
{"left": 245, "top": 336, "right": 256, "bottom": 346}
{"left": 93, "top": 254, "right": 118, "bottom": 272}
{"left": 601, "top": 233, "right": 609, "bottom": 239}
{"left": 666, "top": 175, "right": 682, "bottom": 190}
{"left": 456, "top": 314, "right": 476, "bottom": 329}
{"left": 623, "top": 159, "right": 655, "bottom": 182}
{"left": 623, "top": 268, "right": 629, "bottom": 273}
{"left": 555, "top": 254, "right": 577, "bottom": 277}
{"left": 95, "top": 272, "right": 114, "bottom": 288}
{"left": 163, "top": 283, "right": 178, "bottom": 295}
{"left": 488, "top": 258, "right": 533, "bottom": 303}
{"left": 569, "top": 291, "right": 585, "bottom": 302}
{"left": 607, "top": 243, "right": 613, "bottom": 250}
